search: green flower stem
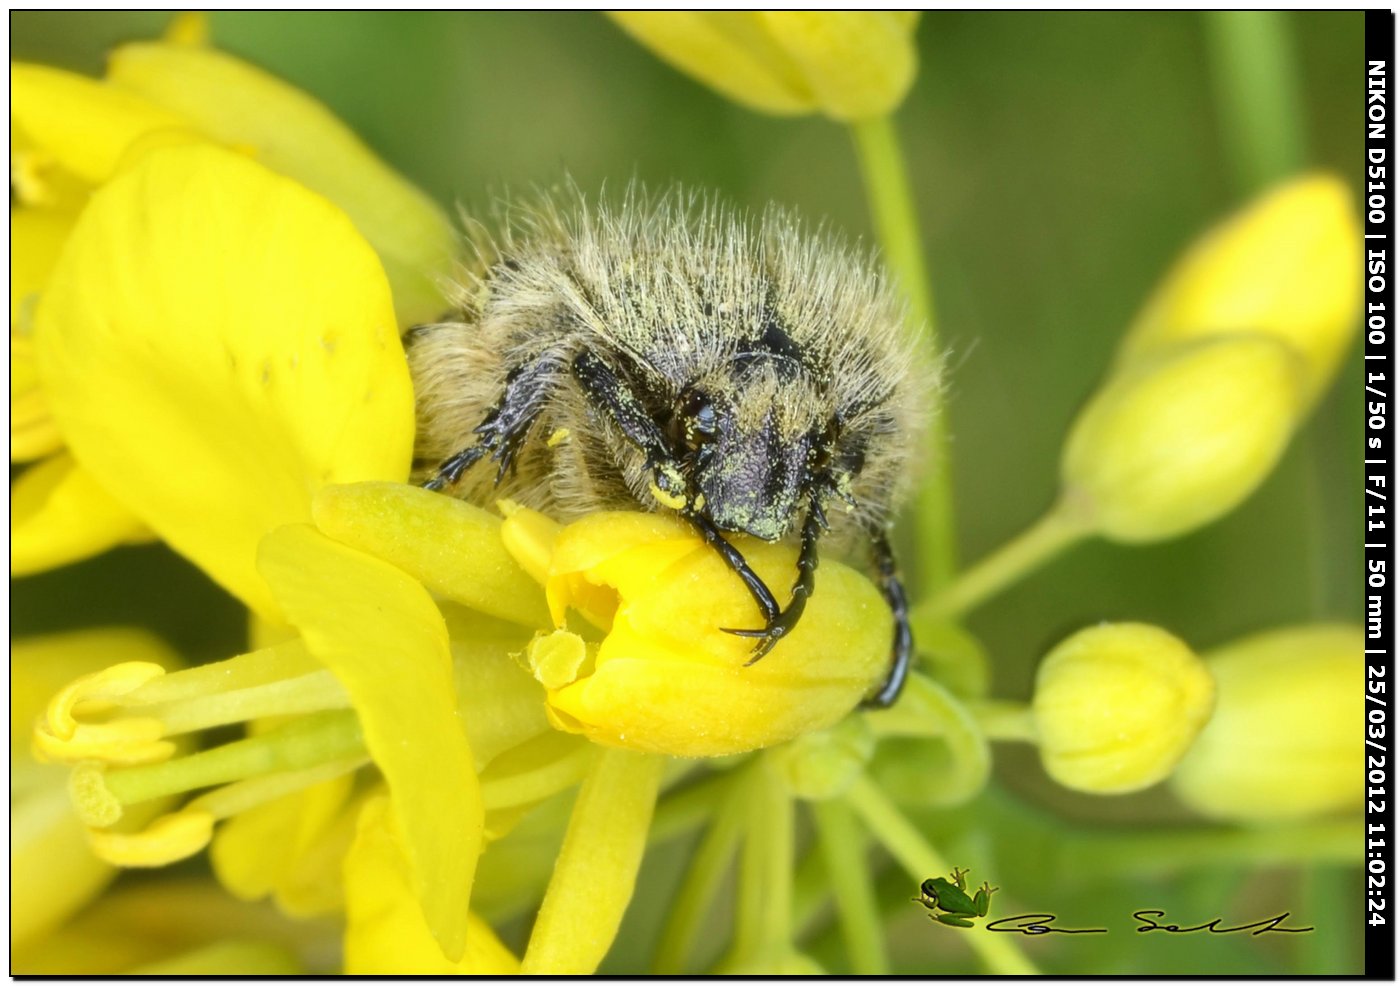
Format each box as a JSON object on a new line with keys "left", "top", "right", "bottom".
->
{"left": 850, "top": 114, "right": 956, "bottom": 591}
{"left": 812, "top": 799, "right": 890, "bottom": 974}
{"left": 790, "top": 842, "right": 834, "bottom": 935}
{"left": 1056, "top": 817, "right": 1361, "bottom": 879}
{"left": 647, "top": 768, "right": 735, "bottom": 845}
{"left": 101, "top": 710, "right": 364, "bottom": 806}
{"left": 971, "top": 700, "right": 1038, "bottom": 743}
{"left": 915, "top": 503, "right": 1091, "bottom": 623}
{"left": 850, "top": 117, "right": 935, "bottom": 333}
{"left": 844, "top": 775, "right": 1039, "bottom": 976}
{"left": 653, "top": 774, "right": 748, "bottom": 974}
{"left": 732, "top": 758, "right": 795, "bottom": 967}
{"left": 1203, "top": 11, "right": 1305, "bottom": 194}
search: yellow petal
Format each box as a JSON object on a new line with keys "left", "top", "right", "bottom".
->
{"left": 10, "top": 64, "right": 189, "bottom": 186}
{"left": 11, "top": 351, "right": 66, "bottom": 462}
{"left": 258, "top": 524, "right": 481, "bottom": 961}
{"left": 12, "top": 207, "right": 78, "bottom": 462}
{"left": 1119, "top": 174, "right": 1362, "bottom": 406}
{"left": 210, "top": 772, "right": 353, "bottom": 911}
{"left": 758, "top": 12, "right": 919, "bottom": 121}
{"left": 343, "top": 795, "right": 520, "bottom": 975}
{"left": 107, "top": 43, "right": 456, "bottom": 326}
{"left": 11, "top": 206, "right": 73, "bottom": 333}
{"left": 523, "top": 510, "right": 889, "bottom": 757}
{"left": 12, "top": 783, "right": 117, "bottom": 950}
{"left": 521, "top": 748, "right": 663, "bottom": 974}
{"left": 162, "top": 12, "right": 210, "bottom": 46}
{"left": 12, "top": 455, "right": 151, "bottom": 577}
{"left": 312, "top": 482, "right": 549, "bottom": 628}
{"left": 1172, "top": 624, "right": 1362, "bottom": 821}
{"left": 34, "top": 145, "right": 413, "bottom": 618}
{"left": 608, "top": 12, "right": 919, "bottom": 121}
{"left": 609, "top": 12, "right": 814, "bottom": 115}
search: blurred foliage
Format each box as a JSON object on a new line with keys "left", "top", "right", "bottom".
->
{"left": 12, "top": 10, "right": 1364, "bottom": 975}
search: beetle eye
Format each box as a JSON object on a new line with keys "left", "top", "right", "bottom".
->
{"left": 676, "top": 387, "right": 718, "bottom": 448}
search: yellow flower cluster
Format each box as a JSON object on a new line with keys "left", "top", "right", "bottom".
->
{"left": 11, "top": 22, "right": 454, "bottom": 580}
{"left": 12, "top": 23, "right": 910, "bottom": 972}
{"left": 11, "top": 12, "right": 1366, "bottom": 976}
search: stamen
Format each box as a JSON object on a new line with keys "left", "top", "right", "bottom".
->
{"left": 34, "top": 646, "right": 348, "bottom": 766}
{"left": 139, "top": 670, "right": 348, "bottom": 735}
{"left": 44, "top": 661, "right": 165, "bottom": 740}
{"left": 99, "top": 710, "right": 364, "bottom": 808}
{"left": 36, "top": 662, "right": 172, "bottom": 765}
{"left": 121, "top": 642, "right": 320, "bottom": 705}
{"left": 88, "top": 810, "right": 216, "bottom": 867}
{"left": 188, "top": 756, "right": 367, "bottom": 821}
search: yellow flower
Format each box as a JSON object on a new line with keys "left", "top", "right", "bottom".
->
{"left": 1117, "top": 174, "right": 1361, "bottom": 407}
{"left": 12, "top": 34, "right": 453, "bottom": 325}
{"left": 13, "top": 26, "right": 1027, "bottom": 976}
{"left": 1061, "top": 334, "right": 1305, "bottom": 542}
{"left": 33, "top": 144, "right": 413, "bottom": 618}
{"left": 500, "top": 507, "right": 891, "bottom": 757}
{"left": 343, "top": 795, "right": 519, "bottom": 974}
{"left": 1032, "top": 623, "right": 1215, "bottom": 794}
{"left": 10, "top": 20, "right": 453, "bottom": 577}
{"left": 1171, "top": 624, "right": 1362, "bottom": 822}
{"left": 607, "top": 12, "right": 920, "bottom": 121}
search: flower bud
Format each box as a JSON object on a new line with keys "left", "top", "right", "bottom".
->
{"left": 607, "top": 13, "right": 920, "bottom": 121}
{"left": 1032, "top": 623, "right": 1214, "bottom": 794}
{"left": 1171, "top": 624, "right": 1362, "bottom": 822}
{"left": 1118, "top": 175, "right": 1361, "bottom": 406}
{"left": 772, "top": 716, "right": 875, "bottom": 801}
{"left": 502, "top": 508, "right": 889, "bottom": 757}
{"left": 1061, "top": 335, "right": 1304, "bottom": 543}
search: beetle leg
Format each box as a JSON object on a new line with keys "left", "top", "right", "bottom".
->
{"left": 422, "top": 351, "right": 562, "bottom": 492}
{"left": 860, "top": 529, "right": 913, "bottom": 709}
{"left": 686, "top": 511, "right": 781, "bottom": 624}
{"left": 571, "top": 350, "right": 676, "bottom": 475}
{"left": 571, "top": 350, "right": 792, "bottom": 635}
{"left": 724, "top": 493, "right": 824, "bottom": 664}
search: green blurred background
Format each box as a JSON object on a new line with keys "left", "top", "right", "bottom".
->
{"left": 12, "top": 11, "right": 1365, "bottom": 975}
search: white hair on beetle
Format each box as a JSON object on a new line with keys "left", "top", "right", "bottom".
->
{"left": 408, "top": 183, "right": 938, "bottom": 551}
